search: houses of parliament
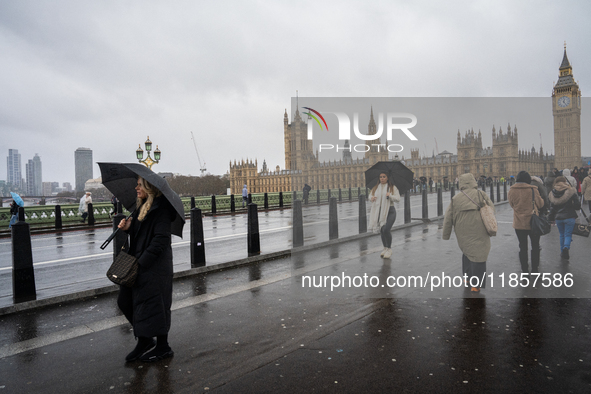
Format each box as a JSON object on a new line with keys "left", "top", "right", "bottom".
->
{"left": 229, "top": 47, "right": 582, "bottom": 194}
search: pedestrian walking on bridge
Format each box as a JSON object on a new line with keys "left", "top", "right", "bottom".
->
{"left": 508, "top": 171, "right": 544, "bottom": 273}
{"left": 548, "top": 176, "right": 581, "bottom": 260}
{"left": 117, "top": 176, "right": 175, "bottom": 362}
{"left": 242, "top": 184, "right": 248, "bottom": 208}
{"left": 369, "top": 172, "right": 400, "bottom": 259}
{"left": 79, "top": 191, "right": 92, "bottom": 223}
{"left": 442, "top": 173, "right": 494, "bottom": 292}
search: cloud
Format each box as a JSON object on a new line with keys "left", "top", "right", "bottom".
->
{"left": 0, "top": 0, "right": 590, "bottom": 186}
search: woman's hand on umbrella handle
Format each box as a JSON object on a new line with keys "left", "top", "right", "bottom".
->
{"left": 371, "top": 196, "right": 377, "bottom": 203}
{"left": 118, "top": 218, "right": 132, "bottom": 231}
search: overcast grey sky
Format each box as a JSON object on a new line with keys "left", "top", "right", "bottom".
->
{"left": 1, "top": 0, "right": 590, "bottom": 186}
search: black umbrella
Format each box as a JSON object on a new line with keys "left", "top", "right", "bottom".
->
{"left": 365, "top": 161, "right": 414, "bottom": 195}
{"left": 98, "top": 163, "right": 186, "bottom": 249}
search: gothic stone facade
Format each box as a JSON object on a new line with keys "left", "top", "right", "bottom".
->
{"left": 552, "top": 46, "right": 582, "bottom": 170}
{"left": 405, "top": 124, "right": 553, "bottom": 182}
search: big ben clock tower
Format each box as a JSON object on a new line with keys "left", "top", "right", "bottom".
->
{"left": 552, "top": 44, "right": 582, "bottom": 170}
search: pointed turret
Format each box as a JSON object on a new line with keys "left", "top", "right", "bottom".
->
{"left": 560, "top": 44, "right": 571, "bottom": 70}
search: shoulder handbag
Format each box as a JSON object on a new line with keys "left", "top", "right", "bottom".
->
{"left": 530, "top": 188, "right": 551, "bottom": 236}
{"left": 573, "top": 209, "right": 590, "bottom": 238}
{"left": 460, "top": 190, "right": 497, "bottom": 236}
{"left": 106, "top": 248, "right": 138, "bottom": 287}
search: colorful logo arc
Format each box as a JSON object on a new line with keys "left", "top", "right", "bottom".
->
{"left": 303, "top": 107, "right": 329, "bottom": 131}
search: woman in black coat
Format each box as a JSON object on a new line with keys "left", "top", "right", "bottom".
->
{"left": 118, "top": 176, "right": 175, "bottom": 362}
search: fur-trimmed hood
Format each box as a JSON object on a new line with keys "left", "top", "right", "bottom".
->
{"left": 549, "top": 184, "right": 576, "bottom": 205}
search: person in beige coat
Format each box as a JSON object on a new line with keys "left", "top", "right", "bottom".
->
{"left": 508, "top": 171, "right": 544, "bottom": 273}
{"left": 581, "top": 172, "right": 591, "bottom": 214}
{"left": 443, "top": 173, "right": 494, "bottom": 292}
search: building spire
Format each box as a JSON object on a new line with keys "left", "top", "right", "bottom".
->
{"left": 560, "top": 43, "right": 571, "bottom": 69}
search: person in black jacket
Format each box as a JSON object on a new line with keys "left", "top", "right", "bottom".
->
{"left": 548, "top": 176, "right": 581, "bottom": 260}
{"left": 118, "top": 176, "right": 175, "bottom": 362}
{"left": 9, "top": 200, "right": 19, "bottom": 228}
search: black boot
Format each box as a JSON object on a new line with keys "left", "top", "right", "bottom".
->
{"left": 125, "top": 337, "right": 155, "bottom": 362}
{"left": 140, "top": 335, "right": 174, "bottom": 362}
{"left": 531, "top": 249, "right": 540, "bottom": 273}
{"left": 561, "top": 248, "right": 570, "bottom": 260}
{"left": 519, "top": 249, "right": 529, "bottom": 273}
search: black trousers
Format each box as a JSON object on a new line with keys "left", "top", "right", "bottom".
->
{"left": 515, "top": 229, "right": 540, "bottom": 272}
{"left": 380, "top": 207, "right": 397, "bottom": 248}
{"left": 462, "top": 254, "right": 487, "bottom": 288}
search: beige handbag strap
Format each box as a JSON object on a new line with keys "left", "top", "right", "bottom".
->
{"left": 460, "top": 190, "right": 481, "bottom": 210}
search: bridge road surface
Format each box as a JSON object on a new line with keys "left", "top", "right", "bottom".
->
{"left": 1, "top": 203, "right": 591, "bottom": 392}
{"left": 0, "top": 193, "right": 455, "bottom": 308}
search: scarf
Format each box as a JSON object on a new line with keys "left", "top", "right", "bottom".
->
{"left": 369, "top": 183, "right": 391, "bottom": 233}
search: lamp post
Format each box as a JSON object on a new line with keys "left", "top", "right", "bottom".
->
{"left": 136, "top": 136, "right": 161, "bottom": 169}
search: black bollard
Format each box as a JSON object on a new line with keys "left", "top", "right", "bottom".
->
{"left": 191, "top": 196, "right": 196, "bottom": 209}
{"left": 55, "top": 205, "right": 62, "bottom": 230}
{"left": 211, "top": 195, "right": 217, "bottom": 215}
{"left": 279, "top": 192, "right": 284, "bottom": 208}
{"left": 264, "top": 193, "right": 269, "bottom": 210}
{"left": 112, "top": 212, "right": 127, "bottom": 260}
{"left": 490, "top": 182, "right": 495, "bottom": 203}
{"left": 316, "top": 190, "right": 320, "bottom": 204}
{"left": 450, "top": 185, "right": 455, "bottom": 199}
{"left": 329, "top": 197, "right": 339, "bottom": 240}
{"left": 247, "top": 203, "right": 260, "bottom": 255}
{"left": 18, "top": 206, "right": 25, "bottom": 222}
{"left": 497, "top": 183, "right": 501, "bottom": 202}
{"left": 191, "top": 208, "right": 206, "bottom": 267}
{"left": 404, "top": 192, "right": 411, "bottom": 224}
{"left": 292, "top": 200, "right": 304, "bottom": 247}
{"left": 422, "top": 188, "right": 428, "bottom": 219}
{"left": 11, "top": 210, "right": 36, "bottom": 302}
{"left": 359, "top": 194, "right": 367, "bottom": 233}
{"left": 348, "top": 187, "right": 352, "bottom": 201}
{"left": 328, "top": 189, "right": 331, "bottom": 200}
{"left": 230, "top": 195, "right": 235, "bottom": 212}
{"left": 437, "top": 188, "right": 443, "bottom": 216}
{"left": 88, "top": 203, "right": 95, "bottom": 226}
{"left": 338, "top": 188, "right": 342, "bottom": 202}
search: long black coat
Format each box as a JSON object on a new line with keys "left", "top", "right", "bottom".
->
{"left": 117, "top": 196, "right": 175, "bottom": 338}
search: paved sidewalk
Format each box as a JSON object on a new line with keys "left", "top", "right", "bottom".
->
{"left": 1, "top": 203, "right": 590, "bottom": 393}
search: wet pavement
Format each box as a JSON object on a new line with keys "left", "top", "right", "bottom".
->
{"left": 0, "top": 194, "right": 452, "bottom": 308}
{"left": 1, "top": 202, "right": 590, "bottom": 392}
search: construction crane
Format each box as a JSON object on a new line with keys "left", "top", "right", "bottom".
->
{"left": 434, "top": 138, "right": 440, "bottom": 155}
{"left": 190, "top": 131, "right": 207, "bottom": 175}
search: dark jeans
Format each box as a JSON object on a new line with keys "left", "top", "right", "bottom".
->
{"left": 380, "top": 207, "right": 397, "bottom": 248}
{"left": 515, "top": 229, "right": 540, "bottom": 273}
{"left": 462, "top": 254, "right": 487, "bottom": 288}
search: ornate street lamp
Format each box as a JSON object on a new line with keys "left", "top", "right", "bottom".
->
{"left": 136, "top": 136, "right": 160, "bottom": 169}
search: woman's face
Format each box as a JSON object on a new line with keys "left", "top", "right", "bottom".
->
{"left": 136, "top": 178, "right": 148, "bottom": 199}
{"left": 379, "top": 173, "right": 388, "bottom": 184}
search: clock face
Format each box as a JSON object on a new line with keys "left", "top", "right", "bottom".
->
{"left": 558, "top": 96, "right": 571, "bottom": 108}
